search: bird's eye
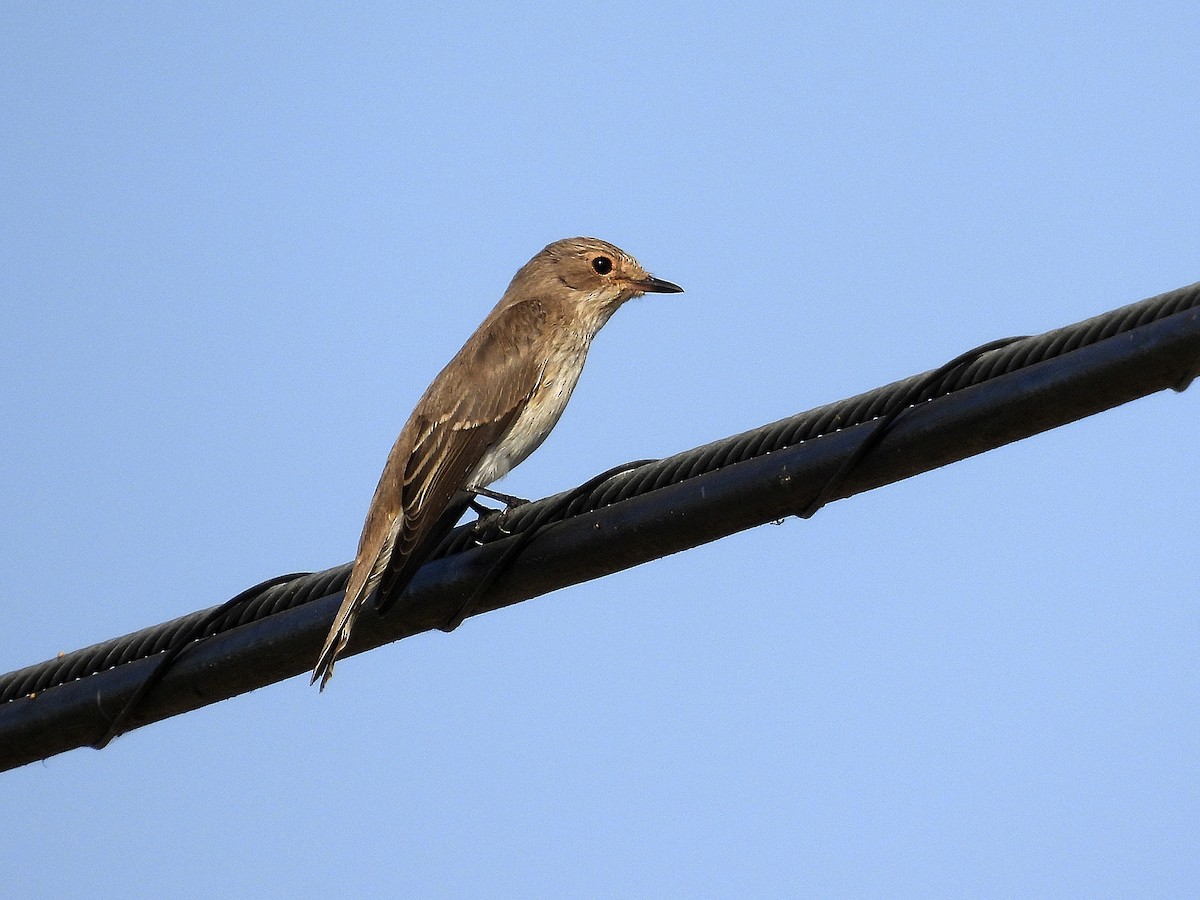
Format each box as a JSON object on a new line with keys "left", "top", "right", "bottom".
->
{"left": 591, "top": 256, "right": 613, "bottom": 275}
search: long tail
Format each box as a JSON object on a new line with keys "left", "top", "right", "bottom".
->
{"left": 312, "top": 537, "right": 396, "bottom": 690}
{"left": 313, "top": 508, "right": 406, "bottom": 689}
{"left": 311, "top": 580, "right": 369, "bottom": 690}
{"left": 312, "top": 491, "right": 471, "bottom": 689}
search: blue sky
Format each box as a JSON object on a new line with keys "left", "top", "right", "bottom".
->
{"left": 3, "top": 4, "right": 1198, "bottom": 897}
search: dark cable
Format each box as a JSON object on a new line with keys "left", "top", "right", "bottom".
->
{"left": 90, "top": 571, "right": 311, "bottom": 748}
{"left": 449, "top": 336, "right": 1027, "bottom": 621}
{"left": 0, "top": 566, "right": 346, "bottom": 704}
{"left": 453, "top": 281, "right": 1200, "bottom": 551}
{"left": 3, "top": 279, "right": 1197, "bottom": 707}
{"left": 795, "top": 336, "right": 1028, "bottom": 518}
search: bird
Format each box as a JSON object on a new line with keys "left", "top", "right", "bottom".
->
{"left": 311, "top": 237, "right": 683, "bottom": 688}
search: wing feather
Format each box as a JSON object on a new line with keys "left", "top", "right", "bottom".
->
{"left": 311, "top": 299, "right": 549, "bottom": 687}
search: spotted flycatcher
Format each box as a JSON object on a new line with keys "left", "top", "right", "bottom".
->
{"left": 312, "top": 237, "right": 682, "bottom": 688}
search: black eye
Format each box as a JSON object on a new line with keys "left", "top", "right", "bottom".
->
{"left": 591, "top": 256, "right": 613, "bottom": 275}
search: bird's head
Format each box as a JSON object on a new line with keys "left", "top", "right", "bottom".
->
{"left": 507, "top": 237, "right": 683, "bottom": 320}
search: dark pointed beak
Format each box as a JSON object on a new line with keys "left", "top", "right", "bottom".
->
{"left": 635, "top": 276, "right": 684, "bottom": 294}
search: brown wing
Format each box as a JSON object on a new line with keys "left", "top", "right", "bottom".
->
{"left": 311, "top": 298, "right": 548, "bottom": 688}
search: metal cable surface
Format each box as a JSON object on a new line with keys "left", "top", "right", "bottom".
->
{"left": 456, "top": 280, "right": 1200, "bottom": 545}
{"left": 3, "top": 279, "right": 1197, "bottom": 705}
{"left": 0, "top": 567, "right": 347, "bottom": 703}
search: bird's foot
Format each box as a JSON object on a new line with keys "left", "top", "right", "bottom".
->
{"left": 468, "top": 487, "right": 530, "bottom": 537}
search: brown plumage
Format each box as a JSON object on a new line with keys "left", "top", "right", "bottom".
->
{"left": 312, "top": 237, "right": 682, "bottom": 688}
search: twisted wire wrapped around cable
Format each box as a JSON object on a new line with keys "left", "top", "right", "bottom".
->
{"left": 0, "top": 567, "right": 347, "bottom": 703}
{"left": 2, "top": 279, "right": 1197, "bottom": 705}
{"left": 454, "top": 280, "right": 1200, "bottom": 546}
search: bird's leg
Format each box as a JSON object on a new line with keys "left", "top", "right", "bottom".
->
{"left": 467, "top": 496, "right": 498, "bottom": 518}
{"left": 447, "top": 460, "right": 663, "bottom": 634}
{"left": 453, "top": 488, "right": 533, "bottom": 628}
{"left": 467, "top": 485, "right": 530, "bottom": 536}
{"left": 471, "top": 485, "right": 530, "bottom": 509}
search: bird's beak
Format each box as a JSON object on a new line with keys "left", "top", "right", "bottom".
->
{"left": 634, "top": 276, "right": 684, "bottom": 294}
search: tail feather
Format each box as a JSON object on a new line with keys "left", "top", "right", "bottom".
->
{"left": 311, "top": 491, "right": 471, "bottom": 689}
{"left": 312, "top": 511, "right": 406, "bottom": 689}
{"left": 311, "top": 580, "right": 369, "bottom": 690}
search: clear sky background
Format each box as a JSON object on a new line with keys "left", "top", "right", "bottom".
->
{"left": 3, "top": 4, "right": 1198, "bottom": 897}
